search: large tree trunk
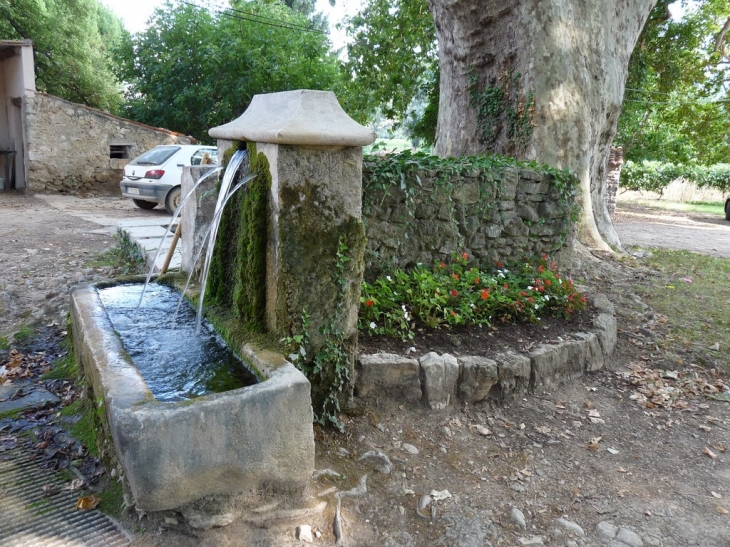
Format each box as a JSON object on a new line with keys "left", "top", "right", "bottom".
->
{"left": 428, "top": 0, "right": 656, "bottom": 251}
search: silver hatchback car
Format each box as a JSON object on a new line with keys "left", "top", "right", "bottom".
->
{"left": 120, "top": 145, "right": 218, "bottom": 213}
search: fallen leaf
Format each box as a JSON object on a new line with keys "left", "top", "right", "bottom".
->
{"left": 713, "top": 442, "right": 727, "bottom": 453}
{"left": 587, "top": 436, "right": 603, "bottom": 450}
{"left": 699, "top": 425, "right": 712, "bottom": 433}
{"left": 588, "top": 409, "right": 601, "bottom": 418}
{"left": 703, "top": 447, "right": 718, "bottom": 460}
{"left": 617, "top": 467, "right": 628, "bottom": 473}
{"left": 430, "top": 489, "right": 452, "bottom": 501}
{"left": 606, "top": 447, "right": 619, "bottom": 455}
{"left": 534, "top": 426, "right": 552, "bottom": 435}
{"left": 711, "top": 492, "right": 722, "bottom": 499}
{"left": 583, "top": 400, "right": 595, "bottom": 410}
{"left": 717, "top": 506, "right": 729, "bottom": 515}
{"left": 75, "top": 495, "right": 101, "bottom": 511}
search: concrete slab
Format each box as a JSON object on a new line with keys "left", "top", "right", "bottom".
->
{"left": 0, "top": 382, "right": 60, "bottom": 413}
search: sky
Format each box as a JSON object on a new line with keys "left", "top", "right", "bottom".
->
{"left": 100, "top": 0, "right": 362, "bottom": 50}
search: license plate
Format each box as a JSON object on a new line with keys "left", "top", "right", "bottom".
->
{"left": 128, "top": 187, "right": 140, "bottom": 195}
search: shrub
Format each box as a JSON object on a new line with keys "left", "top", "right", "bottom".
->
{"left": 359, "top": 253, "right": 587, "bottom": 340}
{"left": 621, "top": 161, "right": 730, "bottom": 194}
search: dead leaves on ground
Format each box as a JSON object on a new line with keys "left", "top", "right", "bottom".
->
{"left": 618, "top": 362, "right": 729, "bottom": 410}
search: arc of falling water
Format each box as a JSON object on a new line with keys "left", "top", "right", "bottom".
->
{"left": 195, "top": 150, "right": 249, "bottom": 334}
{"left": 137, "top": 151, "right": 246, "bottom": 310}
{"left": 171, "top": 172, "right": 258, "bottom": 329}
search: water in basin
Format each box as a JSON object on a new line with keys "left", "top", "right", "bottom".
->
{"left": 99, "top": 283, "right": 258, "bottom": 402}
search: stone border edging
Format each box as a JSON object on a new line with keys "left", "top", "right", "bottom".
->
{"left": 355, "top": 293, "right": 617, "bottom": 409}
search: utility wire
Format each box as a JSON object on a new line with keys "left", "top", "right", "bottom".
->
{"left": 178, "top": 0, "right": 325, "bottom": 34}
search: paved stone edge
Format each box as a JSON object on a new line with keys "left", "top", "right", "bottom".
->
{"left": 355, "top": 293, "right": 617, "bottom": 409}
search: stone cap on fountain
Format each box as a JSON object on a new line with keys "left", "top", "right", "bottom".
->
{"left": 208, "top": 89, "right": 376, "bottom": 146}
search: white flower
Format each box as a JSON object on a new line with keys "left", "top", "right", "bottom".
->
{"left": 386, "top": 275, "right": 392, "bottom": 282}
{"left": 545, "top": 295, "right": 550, "bottom": 301}
{"left": 498, "top": 272, "right": 505, "bottom": 278}
{"left": 369, "top": 322, "right": 376, "bottom": 329}
{"left": 470, "top": 303, "right": 475, "bottom": 308}
{"left": 534, "top": 304, "right": 539, "bottom": 309}
{"left": 527, "top": 285, "right": 533, "bottom": 290}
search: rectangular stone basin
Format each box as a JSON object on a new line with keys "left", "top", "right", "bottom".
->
{"left": 70, "top": 283, "right": 314, "bottom": 512}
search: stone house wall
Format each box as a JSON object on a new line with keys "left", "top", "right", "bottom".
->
{"left": 23, "top": 93, "right": 192, "bottom": 194}
{"left": 361, "top": 160, "right": 576, "bottom": 277}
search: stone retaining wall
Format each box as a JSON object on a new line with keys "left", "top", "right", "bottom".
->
{"left": 362, "top": 159, "right": 576, "bottom": 277}
{"left": 355, "top": 294, "right": 616, "bottom": 409}
{"left": 24, "top": 93, "right": 192, "bottom": 194}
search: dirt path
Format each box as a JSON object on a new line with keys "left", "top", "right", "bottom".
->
{"left": 1, "top": 193, "right": 729, "bottom": 546}
{"left": 613, "top": 202, "right": 730, "bottom": 258}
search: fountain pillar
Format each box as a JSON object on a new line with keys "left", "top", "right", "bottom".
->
{"left": 209, "top": 90, "right": 376, "bottom": 413}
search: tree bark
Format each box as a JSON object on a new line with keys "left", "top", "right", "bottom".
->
{"left": 428, "top": 0, "right": 656, "bottom": 251}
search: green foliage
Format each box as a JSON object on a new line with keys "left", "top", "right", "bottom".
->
{"left": 621, "top": 161, "right": 730, "bottom": 193}
{"left": 208, "top": 143, "right": 269, "bottom": 330}
{"left": 359, "top": 253, "right": 587, "bottom": 340}
{"left": 0, "top": 0, "right": 127, "bottom": 112}
{"left": 342, "top": 0, "right": 437, "bottom": 133}
{"left": 616, "top": 0, "right": 730, "bottom": 164}
{"left": 117, "top": 0, "right": 341, "bottom": 140}
{"left": 468, "top": 68, "right": 535, "bottom": 155}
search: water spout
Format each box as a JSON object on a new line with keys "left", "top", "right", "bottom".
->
{"left": 172, "top": 172, "right": 258, "bottom": 328}
{"left": 137, "top": 165, "right": 223, "bottom": 309}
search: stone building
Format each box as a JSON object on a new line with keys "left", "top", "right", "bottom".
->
{"left": 0, "top": 40, "right": 192, "bottom": 194}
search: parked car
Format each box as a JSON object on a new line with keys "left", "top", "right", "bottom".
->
{"left": 725, "top": 197, "right": 730, "bottom": 221}
{"left": 120, "top": 145, "right": 218, "bottom": 213}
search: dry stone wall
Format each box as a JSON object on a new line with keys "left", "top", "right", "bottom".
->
{"left": 24, "top": 93, "right": 192, "bottom": 194}
{"left": 361, "top": 157, "right": 576, "bottom": 277}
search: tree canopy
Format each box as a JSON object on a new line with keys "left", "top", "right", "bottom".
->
{"left": 0, "top": 0, "right": 127, "bottom": 113}
{"left": 116, "top": 0, "right": 342, "bottom": 140}
{"left": 615, "top": 0, "right": 730, "bottom": 165}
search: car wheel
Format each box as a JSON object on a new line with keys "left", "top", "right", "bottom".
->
{"left": 132, "top": 199, "right": 157, "bottom": 210}
{"left": 726, "top": 198, "right": 730, "bottom": 221}
{"left": 165, "top": 187, "right": 182, "bottom": 215}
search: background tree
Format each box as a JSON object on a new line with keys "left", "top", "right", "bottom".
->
{"left": 0, "top": 0, "right": 127, "bottom": 113}
{"left": 616, "top": 0, "right": 730, "bottom": 165}
{"left": 117, "top": 0, "right": 341, "bottom": 140}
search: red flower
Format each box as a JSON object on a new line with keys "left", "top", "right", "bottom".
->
{"left": 450, "top": 289, "right": 458, "bottom": 297}
{"left": 545, "top": 279, "right": 552, "bottom": 286}
{"left": 537, "top": 286, "right": 544, "bottom": 292}
{"left": 480, "top": 289, "right": 489, "bottom": 300}
{"left": 538, "top": 265, "right": 545, "bottom": 272}
{"left": 528, "top": 297, "right": 535, "bottom": 303}
{"left": 474, "top": 277, "right": 480, "bottom": 284}
{"left": 365, "top": 299, "right": 374, "bottom": 307}
{"left": 503, "top": 283, "right": 509, "bottom": 289}
{"left": 541, "top": 253, "right": 548, "bottom": 260}
{"left": 462, "top": 252, "right": 468, "bottom": 260}
{"left": 520, "top": 291, "right": 528, "bottom": 297}
{"left": 453, "top": 273, "right": 460, "bottom": 281}
{"left": 581, "top": 296, "right": 587, "bottom": 303}
{"left": 497, "top": 261, "right": 503, "bottom": 268}
{"left": 439, "top": 262, "right": 446, "bottom": 268}
{"left": 450, "top": 310, "right": 457, "bottom": 317}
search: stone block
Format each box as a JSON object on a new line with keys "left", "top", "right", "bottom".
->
{"left": 495, "top": 351, "right": 531, "bottom": 396}
{"left": 457, "top": 356, "right": 498, "bottom": 403}
{"left": 518, "top": 168, "right": 544, "bottom": 182}
{"left": 576, "top": 332, "right": 604, "bottom": 372}
{"left": 357, "top": 353, "right": 421, "bottom": 402}
{"left": 538, "top": 201, "right": 563, "bottom": 219}
{"left": 517, "top": 203, "right": 540, "bottom": 223}
{"left": 562, "top": 339, "right": 586, "bottom": 376}
{"left": 452, "top": 181, "right": 481, "bottom": 204}
{"left": 593, "top": 313, "right": 617, "bottom": 356}
{"left": 529, "top": 344, "right": 568, "bottom": 387}
{"left": 419, "top": 352, "right": 459, "bottom": 410}
{"left": 500, "top": 168, "right": 519, "bottom": 200}
{"left": 592, "top": 293, "right": 615, "bottom": 315}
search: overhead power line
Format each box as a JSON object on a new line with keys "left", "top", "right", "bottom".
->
{"left": 178, "top": 0, "right": 325, "bottom": 34}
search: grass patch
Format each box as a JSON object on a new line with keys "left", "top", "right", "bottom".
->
{"left": 68, "top": 398, "right": 100, "bottom": 458}
{"left": 0, "top": 408, "right": 23, "bottom": 420}
{"left": 622, "top": 199, "right": 725, "bottom": 216}
{"left": 634, "top": 249, "right": 730, "bottom": 372}
{"left": 43, "top": 351, "right": 78, "bottom": 380}
{"left": 98, "top": 478, "right": 124, "bottom": 516}
{"left": 13, "top": 324, "right": 35, "bottom": 345}
{"left": 0, "top": 335, "right": 9, "bottom": 350}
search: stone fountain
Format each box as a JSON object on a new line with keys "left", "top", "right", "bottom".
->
{"left": 70, "top": 90, "right": 375, "bottom": 523}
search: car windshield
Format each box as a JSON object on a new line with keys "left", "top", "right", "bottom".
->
{"left": 130, "top": 147, "right": 180, "bottom": 166}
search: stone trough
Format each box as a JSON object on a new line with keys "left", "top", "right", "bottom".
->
{"left": 70, "top": 283, "right": 315, "bottom": 513}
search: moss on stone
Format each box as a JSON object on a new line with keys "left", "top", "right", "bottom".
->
{"left": 207, "top": 142, "right": 270, "bottom": 331}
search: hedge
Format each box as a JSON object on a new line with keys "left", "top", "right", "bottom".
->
{"left": 621, "top": 161, "right": 730, "bottom": 194}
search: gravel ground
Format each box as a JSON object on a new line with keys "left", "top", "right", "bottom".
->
{"left": 1, "top": 192, "right": 729, "bottom": 546}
